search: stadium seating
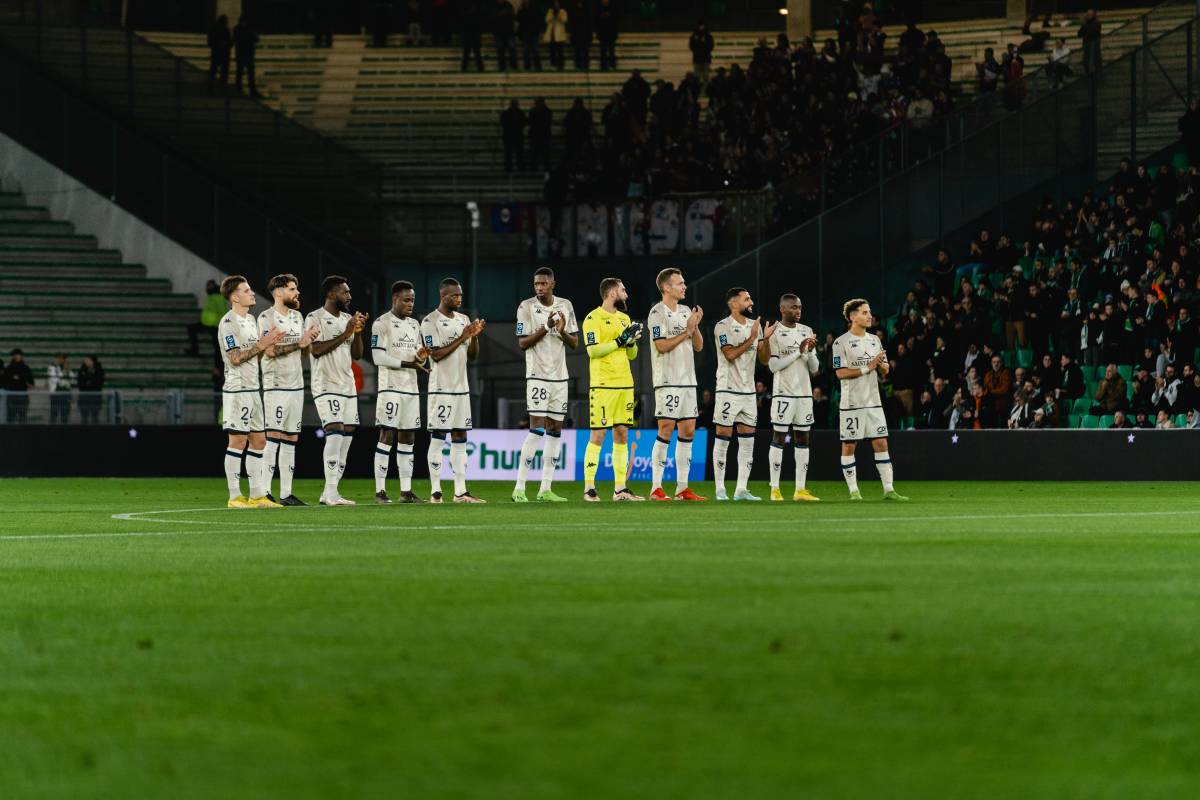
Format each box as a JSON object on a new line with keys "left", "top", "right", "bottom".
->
{"left": 0, "top": 189, "right": 210, "bottom": 390}
{"left": 144, "top": 8, "right": 1177, "bottom": 204}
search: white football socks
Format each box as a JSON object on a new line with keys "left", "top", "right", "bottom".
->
{"left": 322, "top": 432, "right": 341, "bottom": 499}
{"left": 735, "top": 434, "right": 755, "bottom": 493}
{"left": 841, "top": 454, "right": 859, "bottom": 494}
{"left": 278, "top": 439, "right": 296, "bottom": 498}
{"left": 374, "top": 441, "right": 392, "bottom": 493}
{"left": 428, "top": 435, "right": 445, "bottom": 495}
{"left": 451, "top": 441, "right": 469, "bottom": 496}
{"left": 539, "top": 431, "right": 561, "bottom": 494}
{"left": 713, "top": 435, "right": 730, "bottom": 495}
{"left": 262, "top": 438, "right": 280, "bottom": 495}
{"left": 674, "top": 437, "right": 692, "bottom": 493}
{"left": 224, "top": 447, "right": 243, "bottom": 500}
{"left": 337, "top": 429, "right": 354, "bottom": 479}
{"left": 397, "top": 442, "right": 415, "bottom": 492}
{"left": 875, "top": 451, "right": 895, "bottom": 493}
{"left": 794, "top": 443, "right": 810, "bottom": 492}
{"left": 245, "top": 447, "right": 265, "bottom": 498}
{"left": 515, "top": 429, "right": 543, "bottom": 491}
{"left": 651, "top": 436, "right": 670, "bottom": 491}
{"left": 768, "top": 441, "right": 784, "bottom": 488}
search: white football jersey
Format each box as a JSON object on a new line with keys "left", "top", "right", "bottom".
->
{"left": 218, "top": 310, "right": 261, "bottom": 391}
{"left": 421, "top": 309, "right": 472, "bottom": 394}
{"left": 257, "top": 306, "right": 305, "bottom": 391}
{"left": 713, "top": 315, "right": 762, "bottom": 393}
{"left": 372, "top": 311, "right": 423, "bottom": 393}
{"left": 516, "top": 296, "right": 578, "bottom": 381}
{"left": 832, "top": 330, "right": 885, "bottom": 409}
{"left": 305, "top": 307, "right": 356, "bottom": 396}
{"left": 647, "top": 301, "right": 698, "bottom": 388}
{"left": 768, "top": 322, "right": 819, "bottom": 397}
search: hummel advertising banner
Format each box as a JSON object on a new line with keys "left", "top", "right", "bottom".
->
{"left": 433, "top": 429, "right": 709, "bottom": 482}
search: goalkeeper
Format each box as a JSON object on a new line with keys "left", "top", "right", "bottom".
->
{"left": 580, "top": 278, "right": 645, "bottom": 502}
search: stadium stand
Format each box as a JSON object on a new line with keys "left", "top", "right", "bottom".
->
{"left": 869, "top": 155, "right": 1200, "bottom": 431}
{"left": 0, "top": 188, "right": 211, "bottom": 393}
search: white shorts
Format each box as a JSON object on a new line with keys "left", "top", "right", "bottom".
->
{"left": 654, "top": 386, "right": 698, "bottom": 420}
{"left": 376, "top": 390, "right": 422, "bottom": 430}
{"left": 527, "top": 379, "right": 568, "bottom": 420}
{"left": 770, "top": 395, "right": 815, "bottom": 432}
{"left": 222, "top": 390, "right": 264, "bottom": 434}
{"left": 715, "top": 391, "right": 757, "bottom": 428}
{"left": 314, "top": 392, "right": 360, "bottom": 428}
{"left": 264, "top": 389, "right": 304, "bottom": 435}
{"left": 427, "top": 392, "right": 472, "bottom": 431}
{"left": 840, "top": 406, "right": 889, "bottom": 441}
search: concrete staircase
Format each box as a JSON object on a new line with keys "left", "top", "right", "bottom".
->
{"left": 0, "top": 190, "right": 212, "bottom": 390}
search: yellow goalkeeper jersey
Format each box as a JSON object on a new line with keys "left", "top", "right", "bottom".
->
{"left": 582, "top": 306, "right": 636, "bottom": 388}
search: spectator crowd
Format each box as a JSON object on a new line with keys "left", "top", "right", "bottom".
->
{"left": 802, "top": 156, "right": 1200, "bottom": 432}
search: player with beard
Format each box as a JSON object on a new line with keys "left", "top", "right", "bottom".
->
{"left": 712, "top": 287, "right": 764, "bottom": 501}
{"left": 371, "top": 281, "right": 431, "bottom": 504}
{"left": 306, "top": 276, "right": 369, "bottom": 505}
{"left": 421, "top": 278, "right": 487, "bottom": 503}
{"left": 581, "top": 277, "right": 644, "bottom": 501}
{"left": 259, "top": 273, "right": 319, "bottom": 505}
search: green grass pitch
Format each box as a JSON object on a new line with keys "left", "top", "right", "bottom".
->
{"left": 2, "top": 478, "right": 1199, "bottom": 798}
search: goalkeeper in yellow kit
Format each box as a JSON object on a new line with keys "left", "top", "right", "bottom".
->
{"left": 581, "top": 277, "right": 645, "bottom": 502}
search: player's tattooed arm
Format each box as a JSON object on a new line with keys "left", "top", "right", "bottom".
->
{"left": 229, "top": 327, "right": 284, "bottom": 366}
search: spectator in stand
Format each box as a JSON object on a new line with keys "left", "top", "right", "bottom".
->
{"left": 1056, "top": 352, "right": 1085, "bottom": 400}
{"left": 890, "top": 341, "right": 919, "bottom": 417}
{"left": 595, "top": 0, "right": 618, "bottom": 72}
{"left": 1091, "top": 363, "right": 1127, "bottom": 415}
{"left": 983, "top": 354, "right": 1013, "bottom": 426}
{"left": 2, "top": 348, "right": 34, "bottom": 424}
{"left": 1151, "top": 364, "right": 1183, "bottom": 414}
{"left": 47, "top": 352, "right": 72, "bottom": 424}
{"left": 233, "top": 16, "right": 261, "bottom": 98}
{"left": 1077, "top": 8, "right": 1101, "bottom": 75}
{"left": 1046, "top": 38, "right": 1072, "bottom": 87}
{"left": 1155, "top": 409, "right": 1175, "bottom": 429}
{"left": 563, "top": 97, "right": 592, "bottom": 162}
{"left": 1008, "top": 387, "right": 1036, "bottom": 429}
{"left": 976, "top": 47, "right": 1002, "bottom": 94}
{"left": 188, "top": 280, "right": 226, "bottom": 364}
{"left": 1180, "top": 99, "right": 1200, "bottom": 169}
{"left": 493, "top": 0, "right": 517, "bottom": 71}
{"left": 76, "top": 355, "right": 105, "bottom": 424}
{"left": 528, "top": 97, "right": 552, "bottom": 171}
{"left": 544, "top": 0, "right": 568, "bottom": 71}
{"left": 461, "top": 0, "right": 485, "bottom": 71}
{"left": 207, "top": 14, "right": 231, "bottom": 93}
{"left": 403, "top": 0, "right": 426, "bottom": 46}
{"left": 569, "top": 0, "right": 591, "bottom": 70}
{"left": 689, "top": 20, "right": 714, "bottom": 84}
{"left": 1109, "top": 409, "right": 1132, "bottom": 429}
{"left": 500, "top": 100, "right": 525, "bottom": 173}
{"left": 517, "top": 0, "right": 542, "bottom": 71}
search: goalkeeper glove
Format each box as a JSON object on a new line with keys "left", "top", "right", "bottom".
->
{"left": 615, "top": 322, "right": 643, "bottom": 348}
